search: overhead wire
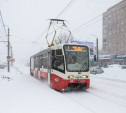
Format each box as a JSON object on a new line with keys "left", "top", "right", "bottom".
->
{"left": 72, "top": 13, "right": 102, "bottom": 33}
{"left": 33, "top": 27, "right": 48, "bottom": 43}
{"left": 0, "top": 24, "right": 7, "bottom": 45}
{"left": 32, "top": 0, "right": 104, "bottom": 50}
{"left": 73, "top": 18, "right": 102, "bottom": 42}
{"left": 31, "top": 0, "right": 77, "bottom": 48}
{"left": 0, "top": 11, "right": 7, "bottom": 36}
{"left": 87, "top": 0, "right": 116, "bottom": 4}
{"left": 56, "top": 0, "right": 76, "bottom": 19}
{"left": 72, "top": 0, "right": 122, "bottom": 34}
{"left": 0, "top": 11, "right": 13, "bottom": 62}
{"left": 31, "top": 20, "right": 51, "bottom": 48}
{"left": 31, "top": 27, "right": 48, "bottom": 49}
{"left": 0, "top": 11, "right": 8, "bottom": 46}
{"left": 74, "top": 17, "right": 102, "bottom": 34}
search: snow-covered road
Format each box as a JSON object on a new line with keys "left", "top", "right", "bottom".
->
{"left": 0, "top": 64, "right": 126, "bottom": 113}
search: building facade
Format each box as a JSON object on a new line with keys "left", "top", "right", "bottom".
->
{"left": 103, "top": 0, "right": 126, "bottom": 62}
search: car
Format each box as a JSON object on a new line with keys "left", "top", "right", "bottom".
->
{"left": 121, "top": 65, "right": 126, "bottom": 69}
{"left": 0, "top": 64, "right": 5, "bottom": 69}
{"left": 90, "top": 66, "right": 104, "bottom": 74}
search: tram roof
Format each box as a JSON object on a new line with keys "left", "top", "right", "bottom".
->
{"left": 30, "top": 43, "right": 88, "bottom": 58}
{"left": 30, "top": 47, "right": 51, "bottom": 58}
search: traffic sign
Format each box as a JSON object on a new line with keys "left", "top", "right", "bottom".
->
{"left": 7, "top": 58, "right": 15, "bottom": 62}
{"left": 7, "top": 56, "right": 11, "bottom": 59}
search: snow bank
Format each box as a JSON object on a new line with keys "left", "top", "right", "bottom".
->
{"left": 92, "top": 64, "right": 126, "bottom": 82}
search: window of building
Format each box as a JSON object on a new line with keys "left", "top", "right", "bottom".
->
{"left": 117, "top": 9, "right": 120, "bottom": 14}
{"left": 103, "top": 39, "right": 106, "bottom": 42}
{"left": 121, "top": 26, "right": 124, "bottom": 31}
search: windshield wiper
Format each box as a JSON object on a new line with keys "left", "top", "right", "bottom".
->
{"left": 78, "top": 62, "right": 86, "bottom": 74}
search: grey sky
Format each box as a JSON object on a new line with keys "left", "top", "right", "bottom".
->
{"left": 0, "top": 0, "right": 122, "bottom": 64}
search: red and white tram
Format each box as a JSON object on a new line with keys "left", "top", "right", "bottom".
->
{"left": 30, "top": 44, "right": 90, "bottom": 91}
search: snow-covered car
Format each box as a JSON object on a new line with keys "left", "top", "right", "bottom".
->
{"left": 90, "top": 66, "right": 104, "bottom": 74}
{"left": 121, "top": 65, "right": 126, "bottom": 69}
{"left": 0, "top": 65, "right": 5, "bottom": 69}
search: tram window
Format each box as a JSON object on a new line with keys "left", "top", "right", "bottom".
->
{"left": 41, "top": 58, "right": 48, "bottom": 68}
{"left": 38, "top": 55, "right": 43, "bottom": 69}
{"left": 31, "top": 58, "right": 34, "bottom": 68}
{"left": 52, "top": 56, "right": 65, "bottom": 73}
{"left": 56, "top": 49, "right": 62, "bottom": 56}
{"left": 43, "top": 53, "right": 47, "bottom": 57}
{"left": 34, "top": 56, "right": 39, "bottom": 69}
{"left": 52, "top": 50, "right": 55, "bottom": 57}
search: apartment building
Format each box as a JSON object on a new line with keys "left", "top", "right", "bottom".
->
{"left": 103, "top": 0, "right": 126, "bottom": 61}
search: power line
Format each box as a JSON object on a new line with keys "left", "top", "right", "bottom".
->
{"left": 72, "top": 13, "right": 102, "bottom": 32}
{"left": 87, "top": 0, "right": 115, "bottom": 4}
{"left": 31, "top": 27, "right": 48, "bottom": 49}
{"left": 0, "top": 11, "right": 7, "bottom": 36}
{"left": 73, "top": 17, "right": 102, "bottom": 34}
{"left": 0, "top": 11, "right": 8, "bottom": 46}
{"left": 0, "top": 11, "right": 12, "bottom": 49}
{"left": 32, "top": 0, "right": 76, "bottom": 47}
{"left": 56, "top": 0, "right": 76, "bottom": 19}
{"left": 33, "top": 27, "right": 48, "bottom": 43}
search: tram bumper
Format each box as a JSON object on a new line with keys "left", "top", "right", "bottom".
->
{"left": 67, "top": 79, "right": 89, "bottom": 90}
{"left": 60, "top": 79, "right": 90, "bottom": 91}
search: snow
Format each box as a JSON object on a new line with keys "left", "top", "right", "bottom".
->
{"left": 0, "top": 64, "right": 126, "bottom": 113}
{"left": 94, "top": 64, "right": 126, "bottom": 82}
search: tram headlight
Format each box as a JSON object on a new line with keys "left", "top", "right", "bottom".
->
{"left": 68, "top": 75, "right": 74, "bottom": 79}
{"left": 82, "top": 75, "right": 88, "bottom": 78}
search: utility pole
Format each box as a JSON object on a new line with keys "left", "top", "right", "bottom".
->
{"left": 91, "top": 34, "right": 99, "bottom": 66}
{"left": 96, "top": 38, "right": 99, "bottom": 66}
{"left": 8, "top": 28, "right": 10, "bottom": 72}
{"left": 10, "top": 46, "right": 13, "bottom": 66}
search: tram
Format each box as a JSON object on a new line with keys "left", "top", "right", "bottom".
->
{"left": 30, "top": 43, "right": 90, "bottom": 91}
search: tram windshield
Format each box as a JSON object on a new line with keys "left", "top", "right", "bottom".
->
{"left": 64, "top": 45, "right": 89, "bottom": 72}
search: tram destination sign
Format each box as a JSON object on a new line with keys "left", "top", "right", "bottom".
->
{"left": 65, "top": 45, "right": 87, "bottom": 51}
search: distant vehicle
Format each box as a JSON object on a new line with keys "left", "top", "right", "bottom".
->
{"left": 0, "top": 64, "right": 5, "bottom": 69}
{"left": 90, "top": 66, "right": 104, "bottom": 74}
{"left": 103, "top": 64, "right": 108, "bottom": 68}
{"left": 121, "top": 65, "right": 126, "bottom": 69}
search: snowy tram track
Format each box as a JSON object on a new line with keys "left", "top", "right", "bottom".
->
{"left": 60, "top": 91, "right": 97, "bottom": 113}
{"left": 61, "top": 90, "right": 126, "bottom": 113}
{"left": 86, "top": 90, "right": 126, "bottom": 108}
{"left": 89, "top": 86, "right": 126, "bottom": 102}
{"left": 90, "top": 76, "right": 126, "bottom": 108}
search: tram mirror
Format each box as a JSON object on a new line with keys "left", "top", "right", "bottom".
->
{"left": 94, "top": 55, "right": 97, "bottom": 61}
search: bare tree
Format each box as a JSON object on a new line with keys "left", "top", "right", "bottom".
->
{"left": 55, "top": 33, "right": 74, "bottom": 44}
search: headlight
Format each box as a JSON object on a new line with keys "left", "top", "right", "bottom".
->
{"left": 81, "top": 75, "right": 88, "bottom": 78}
{"left": 68, "top": 75, "right": 74, "bottom": 79}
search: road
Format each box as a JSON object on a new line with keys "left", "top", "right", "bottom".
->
{"left": 0, "top": 64, "right": 126, "bottom": 113}
{"left": 63, "top": 75, "right": 126, "bottom": 113}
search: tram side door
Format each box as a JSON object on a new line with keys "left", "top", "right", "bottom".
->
{"left": 48, "top": 52, "right": 51, "bottom": 85}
